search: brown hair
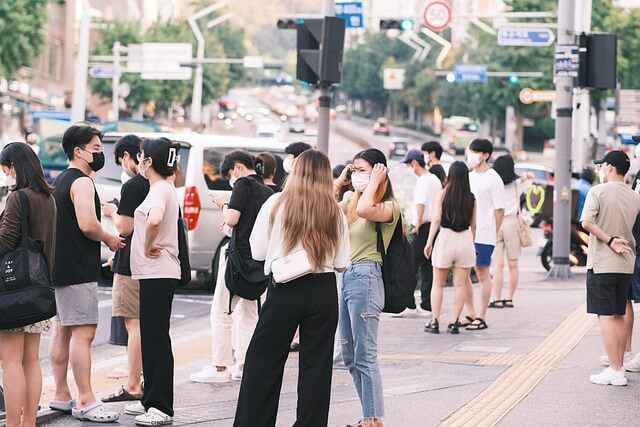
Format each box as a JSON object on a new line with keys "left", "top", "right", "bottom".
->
{"left": 256, "top": 152, "right": 277, "bottom": 179}
{"left": 270, "top": 150, "right": 343, "bottom": 270}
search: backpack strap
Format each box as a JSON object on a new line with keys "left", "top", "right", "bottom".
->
{"left": 17, "top": 191, "right": 32, "bottom": 280}
{"left": 375, "top": 222, "right": 386, "bottom": 258}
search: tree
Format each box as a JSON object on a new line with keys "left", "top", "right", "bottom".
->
{"left": 0, "top": 0, "right": 48, "bottom": 77}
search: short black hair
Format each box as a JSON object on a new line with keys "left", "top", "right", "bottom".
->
{"left": 285, "top": 142, "right": 312, "bottom": 158}
{"left": 469, "top": 138, "right": 493, "bottom": 155}
{"left": 421, "top": 141, "right": 443, "bottom": 159}
{"left": 220, "top": 150, "right": 255, "bottom": 178}
{"left": 333, "top": 164, "right": 346, "bottom": 179}
{"left": 114, "top": 134, "right": 142, "bottom": 165}
{"left": 141, "top": 137, "right": 181, "bottom": 177}
{"left": 62, "top": 124, "right": 104, "bottom": 160}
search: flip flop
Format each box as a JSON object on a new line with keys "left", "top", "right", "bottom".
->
{"left": 503, "top": 299, "right": 514, "bottom": 308}
{"left": 101, "top": 385, "right": 142, "bottom": 403}
{"left": 72, "top": 402, "right": 119, "bottom": 422}
{"left": 459, "top": 316, "right": 475, "bottom": 327}
{"left": 49, "top": 398, "right": 75, "bottom": 413}
{"left": 488, "top": 300, "right": 504, "bottom": 308}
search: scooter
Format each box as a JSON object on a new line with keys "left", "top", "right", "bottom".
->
{"left": 539, "top": 222, "right": 589, "bottom": 271}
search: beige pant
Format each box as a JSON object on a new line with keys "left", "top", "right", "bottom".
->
{"left": 495, "top": 215, "right": 522, "bottom": 261}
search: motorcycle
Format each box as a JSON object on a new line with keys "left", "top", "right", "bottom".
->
{"left": 539, "top": 222, "right": 589, "bottom": 271}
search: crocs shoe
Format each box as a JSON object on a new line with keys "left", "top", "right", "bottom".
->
{"left": 72, "top": 402, "right": 120, "bottom": 422}
{"left": 49, "top": 398, "right": 75, "bottom": 413}
{"left": 125, "top": 401, "right": 147, "bottom": 415}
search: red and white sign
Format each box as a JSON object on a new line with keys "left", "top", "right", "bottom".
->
{"left": 423, "top": 1, "right": 452, "bottom": 31}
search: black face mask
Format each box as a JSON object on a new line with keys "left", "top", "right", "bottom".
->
{"left": 84, "top": 149, "right": 105, "bottom": 172}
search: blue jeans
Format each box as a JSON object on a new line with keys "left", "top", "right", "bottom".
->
{"left": 339, "top": 261, "right": 385, "bottom": 418}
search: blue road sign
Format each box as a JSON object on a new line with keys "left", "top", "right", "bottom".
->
{"left": 454, "top": 64, "right": 488, "bottom": 83}
{"left": 498, "top": 28, "right": 555, "bottom": 47}
{"left": 335, "top": 1, "right": 363, "bottom": 28}
{"left": 89, "top": 66, "right": 120, "bottom": 79}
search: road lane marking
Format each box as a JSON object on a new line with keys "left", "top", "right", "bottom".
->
{"left": 441, "top": 304, "right": 595, "bottom": 427}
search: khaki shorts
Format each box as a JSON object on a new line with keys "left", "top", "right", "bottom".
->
{"left": 432, "top": 228, "right": 475, "bottom": 269}
{"left": 495, "top": 215, "right": 521, "bottom": 261}
{"left": 112, "top": 274, "right": 140, "bottom": 319}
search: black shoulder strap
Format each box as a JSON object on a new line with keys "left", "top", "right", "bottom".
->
{"left": 17, "top": 191, "right": 31, "bottom": 247}
{"left": 375, "top": 222, "right": 386, "bottom": 258}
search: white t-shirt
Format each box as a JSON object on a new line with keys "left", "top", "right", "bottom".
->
{"left": 412, "top": 172, "right": 443, "bottom": 226}
{"left": 503, "top": 179, "right": 532, "bottom": 216}
{"left": 131, "top": 180, "right": 181, "bottom": 280}
{"left": 250, "top": 193, "right": 351, "bottom": 275}
{"left": 470, "top": 168, "right": 505, "bottom": 245}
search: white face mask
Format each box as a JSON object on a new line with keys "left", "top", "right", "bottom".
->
{"left": 424, "top": 154, "right": 431, "bottom": 166}
{"left": 598, "top": 167, "right": 607, "bottom": 184}
{"left": 466, "top": 152, "right": 482, "bottom": 169}
{"left": 139, "top": 159, "right": 150, "bottom": 180}
{"left": 122, "top": 158, "right": 136, "bottom": 179}
{"left": 5, "top": 173, "right": 16, "bottom": 189}
{"left": 229, "top": 176, "right": 238, "bottom": 188}
{"left": 351, "top": 173, "right": 370, "bottom": 192}
{"left": 283, "top": 156, "right": 294, "bottom": 174}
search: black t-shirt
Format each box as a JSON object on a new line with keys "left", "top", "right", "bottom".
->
{"left": 112, "top": 174, "right": 150, "bottom": 276}
{"left": 429, "top": 164, "right": 446, "bottom": 185}
{"left": 228, "top": 175, "right": 274, "bottom": 260}
{"left": 268, "top": 183, "right": 282, "bottom": 193}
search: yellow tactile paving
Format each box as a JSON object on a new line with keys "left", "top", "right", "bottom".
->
{"left": 441, "top": 305, "right": 595, "bottom": 427}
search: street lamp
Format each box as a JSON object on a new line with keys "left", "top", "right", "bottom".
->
{"left": 188, "top": 0, "right": 234, "bottom": 128}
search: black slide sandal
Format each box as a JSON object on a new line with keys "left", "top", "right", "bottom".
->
{"left": 466, "top": 318, "right": 488, "bottom": 331}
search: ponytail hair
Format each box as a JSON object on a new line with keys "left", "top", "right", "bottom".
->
{"left": 141, "top": 137, "right": 181, "bottom": 177}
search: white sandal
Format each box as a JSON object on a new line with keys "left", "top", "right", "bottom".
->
{"left": 72, "top": 402, "right": 120, "bottom": 423}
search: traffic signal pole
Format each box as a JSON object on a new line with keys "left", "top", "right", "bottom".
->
{"left": 548, "top": 0, "right": 576, "bottom": 280}
{"left": 317, "top": 0, "right": 335, "bottom": 155}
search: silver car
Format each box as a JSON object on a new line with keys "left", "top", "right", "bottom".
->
{"left": 98, "top": 133, "right": 289, "bottom": 290}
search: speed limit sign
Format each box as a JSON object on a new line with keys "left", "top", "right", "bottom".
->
{"left": 423, "top": 1, "right": 452, "bottom": 31}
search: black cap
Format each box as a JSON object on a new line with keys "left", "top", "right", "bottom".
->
{"left": 401, "top": 149, "right": 424, "bottom": 164}
{"left": 595, "top": 150, "right": 631, "bottom": 175}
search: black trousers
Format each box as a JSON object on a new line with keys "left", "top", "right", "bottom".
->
{"left": 234, "top": 273, "right": 338, "bottom": 427}
{"left": 139, "top": 278, "right": 178, "bottom": 416}
{"left": 410, "top": 223, "right": 433, "bottom": 311}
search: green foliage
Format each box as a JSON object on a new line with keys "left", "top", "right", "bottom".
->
{"left": 0, "top": 0, "right": 48, "bottom": 77}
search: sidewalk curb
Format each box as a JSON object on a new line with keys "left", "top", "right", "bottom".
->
{"left": 1, "top": 408, "right": 63, "bottom": 427}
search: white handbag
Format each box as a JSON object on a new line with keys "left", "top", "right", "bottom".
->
{"left": 271, "top": 249, "right": 313, "bottom": 284}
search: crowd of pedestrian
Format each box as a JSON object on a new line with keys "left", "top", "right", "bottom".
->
{"left": 3, "top": 123, "right": 640, "bottom": 427}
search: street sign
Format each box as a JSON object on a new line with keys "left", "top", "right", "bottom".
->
{"left": 89, "top": 66, "right": 120, "bottom": 79}
{"left": 423, "top": 1, "right": 452, "bottom": 31}
{"left": 519, "top": 88, "right": 556, "bottom": 104}
{"left": 242, "top": 56, "right": 264, "bottom": 68}
{"left": 498, "top": 27, "right": 555, "bottom": 47}
{"left": 127, "top": 43, "right": 193, "bottom": 80}
{"left": 335, "top": 1, "right": 363, "bottom": 28}
{"left": 384, "top": 68, "right": 405, "bottom": 90}
{"left": 454, "top": 64, "right": 487, "bottom": 83}
{"left": 555, "top": 45, "right": 579, "bottom": 78}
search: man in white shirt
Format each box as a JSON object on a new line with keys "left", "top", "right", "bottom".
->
{"left": 464, "top": 139, "right": 505, "bottom": 330}
{"left": 397, "top": 150, "right": 442, "bottom": 316}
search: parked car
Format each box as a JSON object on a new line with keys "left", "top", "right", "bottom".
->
{"left": 289, "top": 116, "right": 305, "bottom": 133}
{"left": 514, "top": 163, "right": 554, "bottom": 184}
{"left": 96, "top": 133, "right": 289, "bottom": 290}
{"left": 388, "top": 141, "right": 409, "bottom": 159}
{"left": 256, "top": 123, "right": 280, "bottom": 139}
{"left": 373, "top": 117, "right": 391, "bottom": 136}
{"left": 303, "top": 128, "right": 318, "bottom": 143}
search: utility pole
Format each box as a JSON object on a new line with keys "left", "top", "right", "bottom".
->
{"left": 112, "top": 41, "right": 121, "bottom": 122}
{"left": 572, "top": 0, "right": 592, "bottom": 172}
{"left": 71, "top": 0, "right": 92, "bottom": 123}
{"left": 317, "top": 0, "right": 335, "bottom": 154}
{"left": 548, "top": 0, "right": 576, "bottom": 280}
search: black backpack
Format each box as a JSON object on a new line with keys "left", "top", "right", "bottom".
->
{"left": 0, "top": 191, "right": 56, "bottom": 329}
{"left": 225, "top": 177, "right": 273, "bottom": 306}
{"left": 375, "top": 216, "right": 416, "bottom": 314}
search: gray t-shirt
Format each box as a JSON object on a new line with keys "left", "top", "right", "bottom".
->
{"left": 581, "top": 181, "right": 640, "bottom": 274}
{"left": 131, "top": 180, "right": 180, "bottom": 280}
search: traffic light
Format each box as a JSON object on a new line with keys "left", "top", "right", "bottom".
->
{"left": 297, "top": 17, "right": 346, "bottom": 85}
{"left": 578, "top": 33, "right": 617, "bottom": 89}
{"left": 277, "top": 17, "right": 304, "bottom": 29}
{"left": 380, "top": 19, "right": 414, "bottom": 31}
{"left": 508, "top": 74, "right": 520, "bottom": 84}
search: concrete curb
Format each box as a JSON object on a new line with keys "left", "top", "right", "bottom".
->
{"left": 1, "top": 408, "right": 63, "bottom": 427}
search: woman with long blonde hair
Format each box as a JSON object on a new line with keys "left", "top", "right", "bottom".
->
{"left": 334, "top": 148, "right": 400, "bottom": 427}
{"left": 234, "top": 149, "right": 350, "bottom": 427}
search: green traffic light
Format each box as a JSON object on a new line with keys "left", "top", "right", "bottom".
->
{"left": 509, "top": 75, "right": 519, "bottom": 84}
{"left": 400, "top": 19, "right": 414, "bottom": 31}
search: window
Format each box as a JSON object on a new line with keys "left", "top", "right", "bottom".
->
{"left": 202, "top": 147, "right": 286, "bottom": 190}
{"left": 48, "top": 42, "right": 61, "bottom": 79}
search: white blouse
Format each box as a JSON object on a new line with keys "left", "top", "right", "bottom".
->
{"left": 250, "top": 193, "right": 351, "bottom": 275}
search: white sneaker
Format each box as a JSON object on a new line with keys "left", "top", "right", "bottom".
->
{"left": 135, "top": 408, "right": 173, "bottom": 426}
{"left": 189, "top": 365, "right": 230, "bottom": 383}
{"left": 125, "top": 401, "right": 146, "bottom": 415}
{"left": 589, "top": 367, "right": 628, "bottom": 386}
{"left": 390, "top": 308, "right": 417, "bottom": 318}
{"left": 230, "top": 366, "right": 243, "bottom": 381}
{"left": 624, "top": 352, "right": 640, "bottom": 372}
{"left": 599, "top": 352, "right": 633, "bottom": 366}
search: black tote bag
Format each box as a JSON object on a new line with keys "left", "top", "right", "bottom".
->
{"left": 0, "top": 191, "right": 56, "bottom": 330}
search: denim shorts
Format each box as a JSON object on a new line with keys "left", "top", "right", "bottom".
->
{"left": 475, "top": 243, "right": 495, "bottom": 267}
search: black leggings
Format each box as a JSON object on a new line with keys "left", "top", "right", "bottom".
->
{"left": 234, "top": 273, "right": 338, "bottom": 427}
{"left": 139, "top": 278, "right": 178, "bottom": 416}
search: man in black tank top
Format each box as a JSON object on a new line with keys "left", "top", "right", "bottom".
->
{"left": 48, "top": 124, "right": 125, "bottom": 423}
